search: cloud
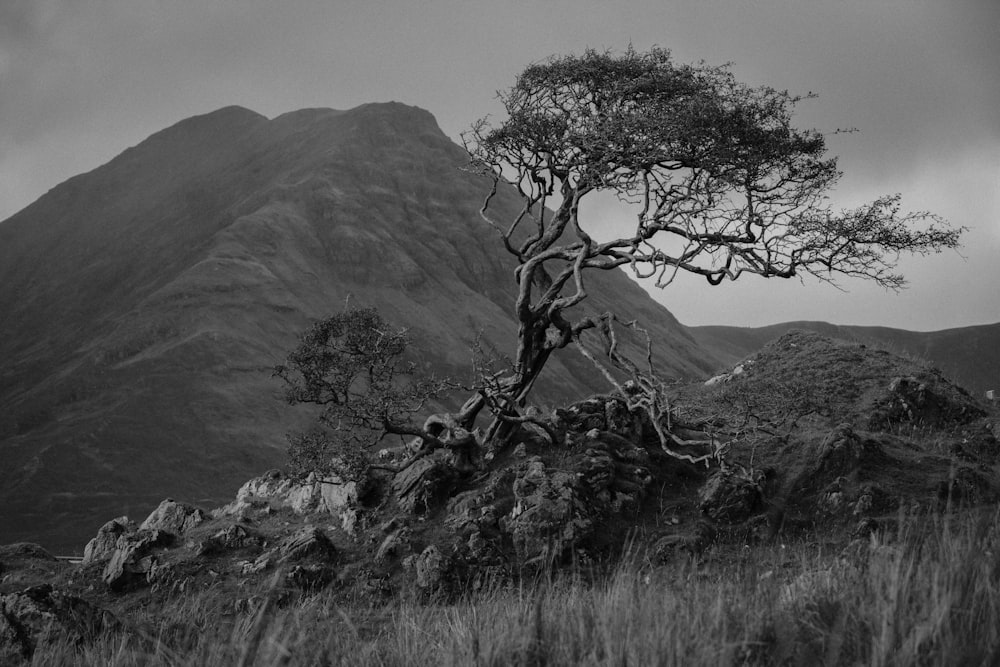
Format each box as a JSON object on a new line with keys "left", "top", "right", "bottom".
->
{"left": 0, "top": 0, "right": 995, "bottom": 329}
{"left": 0, "top": 0, "right": 59, "bottom": 41}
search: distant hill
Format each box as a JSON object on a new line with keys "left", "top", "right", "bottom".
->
{"left": 0, "top": 103, "right": 721, "bottom": 551}
{"left": 694, "top": 321, "right": 1000, "bottom": 398}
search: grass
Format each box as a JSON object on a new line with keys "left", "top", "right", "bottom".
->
{"left": 26, "top": 508, "right": 1000, "bottom": 666}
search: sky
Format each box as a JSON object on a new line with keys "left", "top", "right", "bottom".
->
{"left": 1, "top": 0, "right": 997, "bottom": 331}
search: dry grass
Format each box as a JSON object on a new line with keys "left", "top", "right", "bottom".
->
{"left": 27, "top": 508, "right": 1000, "bottom": 666}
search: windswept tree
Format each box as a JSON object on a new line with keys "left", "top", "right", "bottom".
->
{"left": 463, "top": 47, "right": 961, "bottom": 453}
{"left": 274, "top": 307, "right": 459, "bottom": 476}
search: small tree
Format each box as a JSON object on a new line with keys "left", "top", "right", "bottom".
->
{"left": 274, "top": 307, "right": 458, "bottom": 476}
{"left": 464, "top": 47, "right": 962, "bottom": 457}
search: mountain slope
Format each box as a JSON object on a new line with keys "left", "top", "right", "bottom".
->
{"left": 0, "top": 103, "right": 721, "bottom": 551}
{"left": 694, "top": 321, "right": 1000, "bottom": 398}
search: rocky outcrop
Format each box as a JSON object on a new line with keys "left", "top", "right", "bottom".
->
{"left": 0, "top": 585, "right": 117, "bottom": 663}
{"left": 238, "top": 526, "right": 338, "bottom": 589}
{"left": 78, "top": 500, "right": 207, "bottom": 590}
{"left": 869, "top": 375, "right": 984, "bottom": 430}
{"left": 277, "top": 527, "right": 337, "bottom": 563}
{"left": 102, "top": 529, "right": 173, "bottom": 591}
{"left": 82, "top": 517, "right": 136, "bottom": 565}
{"left": 404, "top": 545, "right": 450, "bottom": 593}
{"left": 449, "top": 417, "right": 655, "bottom": 566}
{"left": 194, "top": 523, "right": 266, "bottom": 556}
{"left": 391, "top": 453, "right": 459, "bottom": 514}
{"left": 139, "top": 499, "right": 206, "bottom": 537}
{"left": 215, "top": 469, "right": 359, "bottom": 523}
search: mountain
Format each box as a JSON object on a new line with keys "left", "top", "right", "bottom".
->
{"left": 694, "top": 321, "right": 1000, "bottom": 398}
{"left": 0, "top": 103, "right": 722, "bottom": 551}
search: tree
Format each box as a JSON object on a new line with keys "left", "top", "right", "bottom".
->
{"left": 274, "top": 307, "right": 459, "bottom": 476}
{"left": 463, "top": 47, "right": 961, "bottom": 455}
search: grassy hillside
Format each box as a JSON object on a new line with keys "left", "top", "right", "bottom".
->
{"left": 694, "top": 320, "right": 1000, "bottom": 399}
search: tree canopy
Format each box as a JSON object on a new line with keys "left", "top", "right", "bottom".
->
{"left": 463, "top": 48, "right": 961, "bottom": 441}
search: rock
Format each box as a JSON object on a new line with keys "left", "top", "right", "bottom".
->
{"left": 83, "top": 516, "right": 137, "bottom": 565}
{"left": 216, "top": 470, "right": 358, "bottom": 520}
{"left": 410, "top": 544, "right": 449, "bottom": 591}
{"left": 216, "top": 470, "right": 295, "bottom": 517}
{"left": 285, "top": 564, "right": 334, "bottom": 591}
{"left": 194, "top": 523, "right": 265, "bottom": 556}
{"left": 814, "top": 425, "right": 889, "bottom": 480}
{"left": 241, "top": 556, "right": 271, "bottom": 575}
{"left": 853, "top": 484, "right": 889, "bottom": 516}
{"left": 704, "top": 373, "right": 728, "bottom": 387}
{"left": 698, "top": 469, "right": 763, "bottom": 524}
{"left": 339, "top": 508, "right": 360, "bottom": 536}
{"left": 504, "top": 458, "right": 589, "bottom": 563}
{"left": 277, "top": 527, "right": 336, "bottom": 563}
{"left": 391, "top": 454, "right": 457, "bottom": 514}
{"left": 554, "top": 398, "right": 608, "bottom": 433}
{"left": 102, "top": 529, "right": 173, "bottom": 591}
{"left": 0, "top": 585, "right": 118, "bottom": 663}
{"left": 375, "top": 527, "right": 412, "bottom": 563}
{"left": 319, "top": 478, "right": 359, "bottom": 514}
{"left": 140, "top": 499, "right": 205, "bottom": 538}
{"left": 869, "top": 375, "right": 984, "bottom": 430}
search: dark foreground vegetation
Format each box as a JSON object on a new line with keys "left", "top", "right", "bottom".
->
{"left": 8, "top": 509, "right": 1000, "bottom": 666}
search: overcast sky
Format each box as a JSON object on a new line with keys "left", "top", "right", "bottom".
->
{"left": 1, "top": 0, "right": 997, "bottom": 331}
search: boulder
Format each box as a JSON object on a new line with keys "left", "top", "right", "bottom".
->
{"left": 698, "top": 469, "right": 763, "bottom": 524}
{"left": 82, "top": 516, "right": 137, "bottom": 565}
{"left": 102, "top": 529, "right": 173, "bottom": 591}
{"left": 216, "top": 469, "right": 294, "bottom": 517}
{"left": 140, "top": 499, "right": 205, "bottom": 538}
{"left": 216, "top": 469, "right": 358, "bottom": 520}
{"left": 194, "top": 523, "right": 265, "bottom": 556}
{"left": 407, "top": 544, "right": 449, "bottom": 592}
{"left": 375, "top": 527, "right": 413, "bottom": 563}
{"left": 391, "top": 454, "right": 457, "bottom": 514}
{"left": 277, "top": 527, "right": 337, "bottom": 563}
{"left": 0, "top": 585, "right": 118, "bottom": 663}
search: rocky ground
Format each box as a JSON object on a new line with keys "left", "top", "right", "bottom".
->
{"left": 2, "top": 331, "right": 998, "bottom": 664}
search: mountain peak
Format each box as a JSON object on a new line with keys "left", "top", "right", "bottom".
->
{"left": 140, "top": 105, "right": 268, "bottom": 149}
{"left": 0, "top": 99, "right": 715, "bottom": 550}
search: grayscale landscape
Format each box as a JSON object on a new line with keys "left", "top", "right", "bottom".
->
{"left": 1, "top": 2, "right": 998, "bottom": 665}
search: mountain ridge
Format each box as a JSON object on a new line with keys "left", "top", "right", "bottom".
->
{"left": 695, "top": 320, "right": 1000, "bottom": 397}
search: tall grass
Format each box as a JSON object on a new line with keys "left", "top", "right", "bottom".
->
{"left": 29, "top": 509, "right": 1000, "bottom": 666}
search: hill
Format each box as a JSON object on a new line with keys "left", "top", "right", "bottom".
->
{"left": 0, "top": 103, "right": 721, "bottom": 551}
{"left": 2, "top": 330, "right": 998, "bottom": 664}
{"left": 694, "top": 320, "right": 1000, "bottom": 398}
